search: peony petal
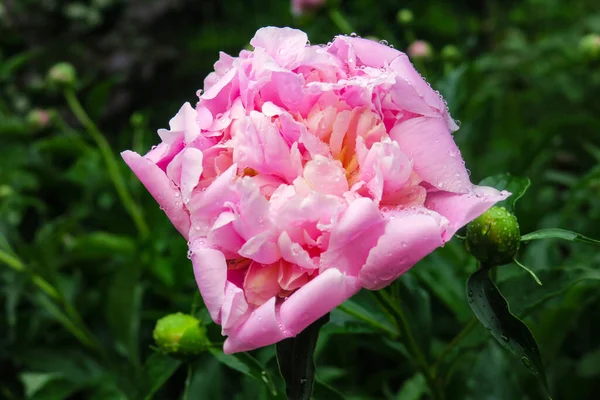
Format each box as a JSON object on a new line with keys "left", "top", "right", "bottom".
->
{"left": 223, "top": 297, "right": 291, "bottom": 354}
{"left": 243, "top": 262, "right": 282, "bottom": 307}
{"left": 425, "top": 185, "right": 510, "bottom": 240}
{"left": 221, "top": 282, "right": 249, "bottom": 335}
{"left": 389, "top": 117, "right": 471, "bottom": 193}
{"left": 121, "top": 150, "right": 190, "bottom": 237}
{"left": 190, "top": 247, "right": 227, "bottom": 323}
{"left": 303, "top": 155, "right": 349, "bottom": 196}
{"left": 279, "top": 268, "right": 361, "bottom": 335}
{"left": 358, "top": 209, "right": 448, "bottom": 290}
{"left": 250, "top": 27, "right": 308, "bottom": 68}
{"left": 278, "top": 231, "right": 317, "bottom": 270}
{"left": 320, "top": 197, "right": 386, "bottom": 276}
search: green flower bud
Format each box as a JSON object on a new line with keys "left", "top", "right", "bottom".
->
{"left": 26, "top": 109, "right": 51, "bottom": 130}
{"left": 153, "top": 313, "right": 208, "bottom": 357}
{"left": 466, "top": 206, "right": 520, "bottom": 267}
{"left": 397, "top": 9, "right": 414, "bottom": 25}
{"left": 580, "top": 33, "right": 600, "bottom": 59}
{"left": 47, "top": 62, "right": 77, "bottom": 88}
{"left": 441, "top": 45, "right": 460, "bottom": 62}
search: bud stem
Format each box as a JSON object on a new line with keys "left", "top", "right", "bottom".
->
{"left": 513, "top": 257, "right": 543, "bottom": 286}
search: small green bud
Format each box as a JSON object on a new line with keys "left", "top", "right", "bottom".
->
{"left": 466, "top": 206, "right": 520, "bottom": 267}
{"left": 441, "top": 45, "right": 460, "bottom": 62}
{"left": 47, "top": 62, "right": 77, "bottom": 88}
{"left": 580, "top": 33, "right": 600, "bottom": 59}
{"left": 397, "top": 9, "right": 414, "bottom": 25}
{"left": 26, "top": 109, "right": 51, "bottom": 130}
{"left": 153, "top": 313, "right": 208, "bottom": 357}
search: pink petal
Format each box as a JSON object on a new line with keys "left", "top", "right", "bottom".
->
{"left": 157, "top": 102, "right": 201, "bottom": 144}
{"left": 206, "top": 212, "right": 245, "bottom": 254}
{"left": 279, "top": 268, "right": 361, "bottom": 335}
{"left": 250, "top": 27, "right": 308, "bottom": 68}
{"left": 425, "top": 185, "right": 510, "bottom": 239}
{"left": 243, "top": 262, "right": 281, "bottom": 307}
{"left": 190, "top": 247, "right": 227, "bottom": 323}
{"left": 303, "top": 155, "right": 349, "bottom": 196}
{"left": 238, "top": 231, "right": 281, "bottom": 264}
{"left": 320, "top": 197, "right": 386, "bottom": 276}
{"left": 278, "top": 262, "right": 310, "bottom": 291}
{"left": 121, "top": 150, "right": 190, "bottom": 237}
{"left": 278, "top": 231, "right": 317, "bottom": 270}
{"left": 389, "top": 117, "right": 471, "bottom": 193}
{"left": 221, "top": 282, "right": 249, "bottom": 335}
{"left": 358, "top": 209, "right": 449, "bottom": 290}
{"left": 223, "top": 297, "right": 291, "bottom": 354}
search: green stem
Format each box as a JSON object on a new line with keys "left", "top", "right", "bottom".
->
{"left": 337, "top": 303, "right": 399, "bottom": 338}
{"left": 329, "top": 9, "right": 353, "bottom": 35}
{"left": 432, "top": 318, "right": 478, "bottom": 377}
{"left": 63, "top": 89, "right": 149, "bottom": 238}
{"left": 374, "top": 290, "right": 444, "bottom": 400}
{"left": 0, "top": 249, "right": 105, "bottom": 357}
{"left": 0, "top": 249, "right": 60, "bottom": 300}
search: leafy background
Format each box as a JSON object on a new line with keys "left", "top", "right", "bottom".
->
{"left": 1, "top": 0, "right": 600, "bottom": 399}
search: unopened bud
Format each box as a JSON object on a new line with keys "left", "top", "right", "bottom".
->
{"left": 580, "top": 34, "right": 600, "bottom": 59}
{"left": 397, "top": 9, "right": 414, "bottom": 25}
{"left": 407, "top": 40, "right": 433, "bottom": 60}
{"left": 47, "top": 62, "right": 77, "bottom": 88}
{"left": 153, "top": 313, "right": 208, "bottom": 357}
{"left": 441, "top": 45, "right": 460, "bottom": 62}
{"left": 26, "top": 109, "right": 51, "bottom": 130}
{"left": 466, "top": 206, "right": 520, "bottom": 267}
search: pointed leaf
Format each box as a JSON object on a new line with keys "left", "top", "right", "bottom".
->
{"left": 479, "top": 174, "right": 530, "bottom": 212}
{"left": 138, "top": 352, "right": 182, "bottom": 400}
{"left": 276, "top": 313, "right": 329, "bottom": 400}
{"left": 521, "top": 228, "right": 600, "bottom": 246}
{"left": 466, "top": 269, "right": 548, "bottom": 391}
{"left": 208, "top": 348, "right": 278, "bottom": 397}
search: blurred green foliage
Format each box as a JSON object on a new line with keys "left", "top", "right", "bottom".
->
{"left": 1, "top": 0, "right": 600, "bottom": 399}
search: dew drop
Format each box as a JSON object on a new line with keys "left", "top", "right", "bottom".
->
{"left": 379, "top": 39, "right": 388, "bottom": 45}
{"left": 521, "top": 357, "right": 532, "bottom": 369}
{"left": 500, "top": 334, "right": 509, "bottom": 342}
{"left": 350, "top": 32, "right": 357, "bottom": 37}
{"left": 468, "top": 289, "right": 473, "bottom": 297}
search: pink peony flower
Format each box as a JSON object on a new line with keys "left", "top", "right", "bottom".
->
{"left": 122, "top": 27, "right": 508, "bottom": 354}
{"left": 291, "top": 0, "right": 326, "bottom": 16}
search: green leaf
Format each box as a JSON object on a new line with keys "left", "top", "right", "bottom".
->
{"left": 396, "top": 275, "right": 432, "bottom": 356}
{"left": 521, "top": 228, "right": 600, "bottom": 246}
{"left": 68, "top": 232, "right": 136, "bottom": 260}
{"left": 499, "top": 265, "right": 600, "bottom": 316}
{"left": 138, "top": 352, "right": 182, "bottom": 400}
{"left": 478, "top": 174, "right": 531, "bottom": 212}
{"left": 106, "top": 262, "right": 142, "bottom": 362}
{"left": 312, "top": 380, "right": 345, "bottom": 400}
{"left": 466, "top": 269, "right": 548, "bottom": 392}
{"left": 20, "top": 372, "right": 60, "bottom": 398}
{"left": 577, "top": 347, "right": 600, "bottom": 378}
{"left": 208, "top": 348, "right": 278, "bottom": 397}
{"left": 395, "top": 373, "right": 426, "bottom": 400}
{"left": 276, "top": 313, "right": 329, "bottom": 400}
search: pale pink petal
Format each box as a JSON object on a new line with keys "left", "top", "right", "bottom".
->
{"left": 244, "top": 262, "right": 281, "bottom": 307}
{"left": 279, "top": 268, "right": 361, "bottom": 335}
{"left": 223, "top": 297, "right": 290, "bottom": 354}
{"left": 250, "top": 27, "right": 308, "bottom": 68}
{"left": 191, "top": 247, "right": 227, "bottom": 323}
{"left": 157, "top": 102, "right": 201, "bottom": 144}
{"left": 221, "top": 282, "right": 249, "bottom": 335}
{"left": 206, "top": 212, "right": 245, "bottom": 253}
{"left": 358, "top": 209, "right": 449, "bottom": 290}
{"left": 389, "top": 117, "right": 471, "bottom": 193}
{"left": 320, "top": 197, "right": 386, "bottom": 276}
{"left": 425, "top": 185, "right": 510, "bottom": 239}
{"left": 278, "top": 231, "right": 317, "bottom": 270}
{"left": 121, "top": 150, "right": 190, "bottom": 237}
{"left": 238, "top": 231, "right": 281, "bottom": 264}
{"left": 303, "top": 156, "right": 349, "bottom": 196}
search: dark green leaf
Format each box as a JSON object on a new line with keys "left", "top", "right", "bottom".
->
{"left": 499, "top": 265, "right": 600, "bottom": 316}
{"left": 138, "top": 352, "right": 182, "bottom": 400}
{"left": 466, "top": 269, "right": 548, "bottom": 391}
{"left": 395, "top": 373, "right": 426, "bottom": 400}
{"left": 312, "top": 380, "right": 345, "bottom": 400}
{"left": 209, "top": 348, "right": 278, "bottom": 397}
{"left": 521, "top": 228, "right": 600, "bottom": 246}
{"left": 276, "top": 314, "right": 329, "bottom": 400}
{"left": 479, "top": 174, "right": 531, "bottom": 212}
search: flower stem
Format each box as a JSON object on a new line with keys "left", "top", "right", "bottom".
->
{"left": 432, "top": 318, "right": 478, "bottom": 377}
{"left": 63, "top": 88, "right": 149, "bottom": 238}
{"left": 329, "top": 9, "right": 353, "bottom": 35}
{"left": 374, "top": 290, "right": 444, "bottom": 400}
